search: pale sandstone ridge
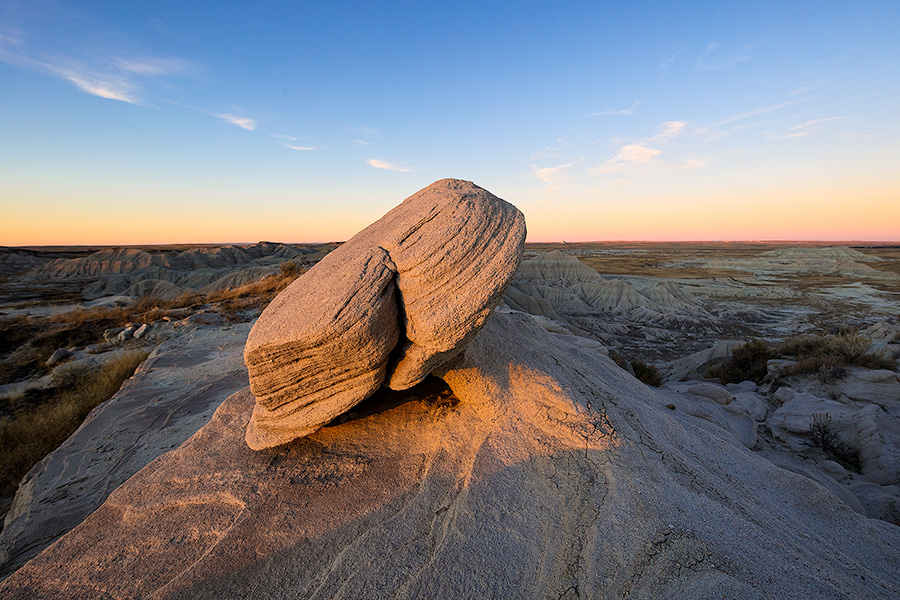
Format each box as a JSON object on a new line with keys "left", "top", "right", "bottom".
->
{"left": 243, "top": 179, "right": 526, "bottom": 449}
{"left": 2, "top": 312, "right": 899, "bottom": 599}
{"left": 24, "top": 242, "right": 330, "bottom": 301}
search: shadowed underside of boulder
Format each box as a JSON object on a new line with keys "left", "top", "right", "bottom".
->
{"left": 2, "top": 311, "right": 898, "bottom": 599}
{"left": 244, "top": 179, "right": 526, "bottom": 449}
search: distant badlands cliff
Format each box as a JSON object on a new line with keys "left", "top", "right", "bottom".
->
{"left": 3, "top": 242, "right": 331, "bottom": 299}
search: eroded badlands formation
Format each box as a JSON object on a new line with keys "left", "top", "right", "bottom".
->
{"left": 1, "top": 180, "right": 899, "bottom": 598}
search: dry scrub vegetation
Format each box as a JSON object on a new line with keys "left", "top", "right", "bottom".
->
{"left": 809, "top": 412, "right": 860, "bottom": 471}
{"left": 0, "top": 350, "right": 149, "bottom": 502}
{"left": 0, "top": 262, "right": 303, "bottom": 518}
{"left": 0, "top": 263, "right": 302, "bottom": 386}
{"left": 610, "top": 353, "right": 663, "bottom": 387}
{"left": 709, "top": 330, "right": 896, "bottom": 385}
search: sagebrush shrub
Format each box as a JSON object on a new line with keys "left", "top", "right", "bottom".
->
{"left": 631, "top": 359, "right": 663, "bottom": 387}
{"left": 809, "top": 412, "right": 860, "bottom": 471}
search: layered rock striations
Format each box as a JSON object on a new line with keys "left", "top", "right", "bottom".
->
{"left": 243, "top": 179, "right": 526, "bottom": 449}
{"left": 24, "top": 242, "right": 331, "bottom": 301}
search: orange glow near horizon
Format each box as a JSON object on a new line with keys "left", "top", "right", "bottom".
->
{"left": 521, "top": 176, "right": 900, "bottom": 242}
{"left": 4, "top": 180, "right": 899, "bottom": 247}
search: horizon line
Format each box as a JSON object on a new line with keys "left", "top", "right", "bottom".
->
{"left": 6, "top": 239, "right": 900, "bottom": 250}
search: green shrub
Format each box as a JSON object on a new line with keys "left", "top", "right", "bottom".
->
{"left": 778, "top": 331, "right": 895, "bottom": 378}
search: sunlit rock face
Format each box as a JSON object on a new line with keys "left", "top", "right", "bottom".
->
{"left": 243, "top": 179, "right": 526, "bottom": 449}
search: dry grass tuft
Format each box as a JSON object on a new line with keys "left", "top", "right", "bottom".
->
{"left": 0, "top": 350, "right": 150, "bottom": 501}
{"left": 206, "top": 265, "right": 302, "bottom": 321}
{"left": 631, "top": 359, "right": 663, "bottom": 387}
{"left": 0, "top": 262, "right": 305, "bottom": 514}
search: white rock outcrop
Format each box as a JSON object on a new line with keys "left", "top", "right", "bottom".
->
{"left": 3, "top": 311, "right": 899, "bottom": 598}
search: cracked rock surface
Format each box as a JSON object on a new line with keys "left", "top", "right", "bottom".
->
{"left": 244, "top": 178, "right": 526, "bottom": 449}
{"left": 2, "top": 311, "right": 898, "bottom": 599}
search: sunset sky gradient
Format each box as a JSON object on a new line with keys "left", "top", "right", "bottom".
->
{"left": 2, "top": 1, "right": 898, "bottom": 245}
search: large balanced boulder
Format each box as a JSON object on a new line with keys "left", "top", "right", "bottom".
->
{"left": 243, "top": 179, "right": 526, "bottom": 450}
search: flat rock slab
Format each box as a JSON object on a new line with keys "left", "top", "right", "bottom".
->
{"left": 0, "top": 321, "right": 252, "bottom": 579}
{"left": 3, "top": 311, "right": 899, "bottom": 599}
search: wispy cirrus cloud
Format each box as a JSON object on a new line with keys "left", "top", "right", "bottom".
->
{"left": 116, "top": 57, "right": 192, "bottom": 76}
{"left": 713, "top": 99, "right": 805, "bottom": 128}
{"left": 271, "top": 134, "right": 315, "bottom": 149}
{"left": 0, "top": 38, "right": 139, "bottom": 103}
{"left": 532, "top": 162, "right": 574, "bottom": 182}
{"left": 217, "top": 113, "right": 256, "bottom": 130}
{"left": 351, "top": 126, "right": 379, "bottom": 146}
{"left": 764, "top": 117, "right": 843, "bottom": 139}
{"left": 61, "top": 70, "right": 138, "bottom": 103}
{"left": 695, "top": 41, "right": 753, "bottom": 71}
{"left": 676, "top": 157, "right": 709, "bottom": 170}
{"left": 658, "top": 55, "right": 676, "bottom": 78}
{"left": 367, "top": 159, "right": 412, "bottom": 172}
{"left": 789, "top": 79, "right": 829, "bottom": 96}
{"left": 591, "top": 144, "right": 661, "bottom": 174}
{"left": 591, "top": 121, "right": 688, "bottom": 175}
{"left": 590, "top": 101, "right": 639, "bottom": 117}
{"left": 650, "top": 121, "right": 686, "bottom": 142}
{"left": 0, "top": 10, "right": 192, "bottom": 105}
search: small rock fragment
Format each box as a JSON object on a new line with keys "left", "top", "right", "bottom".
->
{"left": 103, "top": 327, "right": 123, "bottom": 342}
{"left": 726, "top": 380, "right": 758, "bottom": 393}
{"left": 773, "top": 386, "right": 794, "bottom": 404}
{"left": 687, "top": 382, "right": 733, "bottom": 405}
{"left": 116, "top": 326, "right": 136, "bottom": 343}
{"left": 731, "top": 392, "right": 769, "bottom": 421}
{"left": 45, "top": 348, "right": 71, "bottom": 367}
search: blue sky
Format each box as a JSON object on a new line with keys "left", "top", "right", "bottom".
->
{"left": 2, "top": 1, "right": 899, "bottom": 244}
